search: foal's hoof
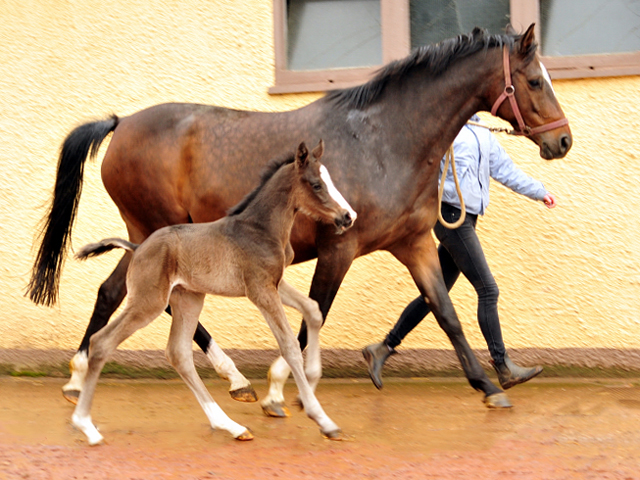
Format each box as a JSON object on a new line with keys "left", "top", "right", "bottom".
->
{"left": 261, "top": 402, "right": 291, "bottom": 418}
{"left": 483, "top": 392, "right": 513, "bottom": 409}
{"left": 229, "top": 386, "right": 259, "bottom": 403}
{"left": 321, "top": 429, "right": 345, "bottom": 441}
{"left": 235, "top": 429, "right": 254, "bottom": 441}
{"left": 62, "top": 389, "right": 80, "bottom": 405}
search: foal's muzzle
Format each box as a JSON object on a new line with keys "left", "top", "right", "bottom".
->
{"left": 334, "top": 210, "right": 355, "bottom": 234}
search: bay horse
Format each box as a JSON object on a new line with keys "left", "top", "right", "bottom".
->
{"left": 71, "top": 141, "right": 355, "bottom": 444}
{"left": 28, "top": 25, "right": 572, "bottom": 413}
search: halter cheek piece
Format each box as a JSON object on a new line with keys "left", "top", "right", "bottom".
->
{"left": 490, "top": 46, "right": 569, "bottom": 136}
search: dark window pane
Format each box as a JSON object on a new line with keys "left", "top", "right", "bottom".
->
{"left": 410, "top": 0, "right": 510, "bottom": 48}
{"left": 541, "top": 0, "right": 640, "bottom": 56}
{"left": 287, "top": 0, "right": 382, "bottom": 71}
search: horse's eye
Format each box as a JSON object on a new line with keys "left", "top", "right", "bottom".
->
{"left": 312, "top": 183, "right": 323, "bottom": 191}
{"left": 528, "top": 78, "right": 541, "bottom": 89}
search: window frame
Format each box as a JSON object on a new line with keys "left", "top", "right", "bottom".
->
{"left": 270, "top": 0, "right": 640, "bottom": 94}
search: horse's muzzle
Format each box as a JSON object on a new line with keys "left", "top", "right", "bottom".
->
{"left": 334, "top": 210, "right": 355, "bottom": 234}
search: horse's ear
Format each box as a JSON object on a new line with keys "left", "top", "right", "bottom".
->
{"left": 311, "top": 139, "right": 324, "bottom": 160}
{"left": 296, "top": 141, "right": 309, "bottom": 168}
{"left": 505, "top": 23, "right": 517, "bottom": 36}
{"left": 518, "top": 23, "right": 536, "bottom": 56}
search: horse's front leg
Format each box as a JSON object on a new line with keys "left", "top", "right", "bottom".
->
{"left": 261, "top": 241, "right": 356, "bottom": 418}
{"left": 63, "top": 252, "right": 131, "bottom": 404}
{"left": 249, "top": 285, "right": 342, "bottom": 440}
{"left": 390, "top": 235, "right": 511, "bottom": 408}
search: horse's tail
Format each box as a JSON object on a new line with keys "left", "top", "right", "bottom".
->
{"left": 26, "top": 115, "right": 119, "bottom": 306}
{"left": 75, "top": 238, "right": 138, "bottom": 260}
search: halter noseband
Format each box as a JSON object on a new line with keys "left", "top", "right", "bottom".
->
{"left": 490, "top": 46, "right": 569, "bottom": 136}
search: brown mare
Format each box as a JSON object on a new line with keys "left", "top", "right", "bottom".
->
{"left": 28, "top": 25, "right": 572, "bottom": 413}
{"left": 71, "top": 141, "right": 355, "bottom": 444}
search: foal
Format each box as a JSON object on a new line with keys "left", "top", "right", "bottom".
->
{"left": 71, "top": 140, "right": 356, "bottom": 445}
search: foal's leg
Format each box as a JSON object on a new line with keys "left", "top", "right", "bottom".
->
{"left": 249, "top": 284, "right": 341, "bottom": 439}
{"left": 71, "top": 299, "right": 165, "bottom": 445}
{"left": 261, "top": 281, "right": 324, "bottom": 415}
{"left": 63, "top": 253, "right": 131, "bottom": 404}
{"left": 264, "top": 242, "right": 357, "bottom": 417}
{"left": 390, "top": 235, "right": 510, "bottom": 408}
{"left": 166, "top": 290, "right": 252, "bottom": 441}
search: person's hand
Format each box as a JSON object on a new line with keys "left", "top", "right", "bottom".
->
{"left": 543, "top": 193, "right": 557, "bottom": 209}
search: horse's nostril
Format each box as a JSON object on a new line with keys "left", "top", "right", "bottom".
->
{"left": 560, "top": 134, "right": 572, "bottom": 153}
{"left": 344, "top": 212, "right": 352, "bottom": 223}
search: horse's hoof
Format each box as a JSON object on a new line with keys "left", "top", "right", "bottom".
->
{"left": 484, "top": 392, "right": 513, "bottom": 409}
{"left": 229, "top": 386, "right": 259, "bottom": 403}
{"left": 321, "top": 428, "right": 345, "bottom": 441}
{"left": 62, "top": 389, "right": 80, "bottom": 405}
{"left": 235, "top": 429, "right": 254, "bottom": 441}
{"left": 261, "top": 402, "right": 291, "bottom": 418}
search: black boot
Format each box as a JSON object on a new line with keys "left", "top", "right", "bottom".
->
{"left": 490, "top": 353, "right": 543, "bottom": 390}
{"left": 362, "top": 342, "right": 396, "bottom": 390}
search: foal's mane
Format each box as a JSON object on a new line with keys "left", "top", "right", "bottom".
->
{"left": 326, "top": 27, "right": 536, "bottom": 110}
{"left": 227, "top": 152, "right": 296, "bottom": 217}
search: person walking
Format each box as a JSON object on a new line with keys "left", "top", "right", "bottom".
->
{"left": 363, "top": 115, "right": 556, "bottom": 390}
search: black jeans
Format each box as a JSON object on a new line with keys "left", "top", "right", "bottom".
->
{"left": 385, "top": 203, "right": 506, "bottom": 364}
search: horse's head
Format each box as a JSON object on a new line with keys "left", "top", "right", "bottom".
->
{"left": 490, "top": 24, "right": 572, "bottom": 159}
{"left": 294, "top": 140, "right": 357, "bottom": 234}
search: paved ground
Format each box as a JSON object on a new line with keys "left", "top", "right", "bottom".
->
{"left": 1, "top": 376, "right": 640, "bottom": 479}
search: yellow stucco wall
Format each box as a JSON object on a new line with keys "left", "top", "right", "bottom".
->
{"left": 1, "top": 1, "right": 639, "bottom": 355}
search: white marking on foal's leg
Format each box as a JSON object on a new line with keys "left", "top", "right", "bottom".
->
{"left": 71, "top": 412, "right": 104, "bottom": 446}
{"left": 205, "top": 338, "right": 252, "bottom": 391}
{"left": 319, "top": 165, "right": 357, "bottom": 222}
{"left": 262, "top": 355, "right": 291, "bottom": 407}
{"left": 202, "top": 401, "right": 248, "bottom": 438}
{"left": 63, "top": 350, "right": 88, "bottom": 397}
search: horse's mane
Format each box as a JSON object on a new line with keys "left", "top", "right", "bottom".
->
{"left": 227, "top": 152, "right": 296, "bottom": 217}
{"left": 325, "top": 27, "right": 536, "bottom": 110}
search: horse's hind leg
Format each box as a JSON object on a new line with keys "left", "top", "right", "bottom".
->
{"left": 63, "top": 252, "right": 131, "bottom": 404}
{"left": 194, "top": 323, "right": 258, "bottom": 403}
{"left": 249, "top": 285, "right": 341, "bottom": 440}
{"left": 72, "top": 299, "right": 163, "bottom": 445}
{"left": 166, "top": 290, "right": 252, "bottom": 441}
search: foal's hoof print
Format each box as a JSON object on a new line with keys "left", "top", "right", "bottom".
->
{"left": 229, "top": 386, "right": 259, "bottom": 403}
{"left": 261, "top": 402, "right": 291, "bottom": 418}
{"left": 483, "top": 392, "right": 513, "bottom": 409}
{"left": 62, "top": 389, "right": 80, "bottom": 405}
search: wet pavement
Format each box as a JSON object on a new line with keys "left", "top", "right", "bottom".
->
{"left": 1, "top": 375, "right": 640, "bottom": 479}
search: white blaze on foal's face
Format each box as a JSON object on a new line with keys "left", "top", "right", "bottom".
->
{"left": 319, "top": 165, "right": 358, "bottom": 222}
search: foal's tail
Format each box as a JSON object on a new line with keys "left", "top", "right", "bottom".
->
{"left": 75, "top": 238, "right": 138, "bottom": 261}
{"left": 26, "top": 115, "right": 119, "bottom": 306}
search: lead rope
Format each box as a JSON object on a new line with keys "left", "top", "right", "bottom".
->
{"left": 438, "top": 121, "right": 512, "bottom": 230}
{"left": 438, "top": 144, "right": 465, "bottom": 229}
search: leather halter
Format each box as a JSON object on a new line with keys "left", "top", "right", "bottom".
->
{"left": 490, "top": 47, "right": 569, "bottom": 136}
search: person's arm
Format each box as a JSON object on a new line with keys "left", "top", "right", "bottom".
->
{"left": 487, "top": 133, "right": 549, "bottom": 203}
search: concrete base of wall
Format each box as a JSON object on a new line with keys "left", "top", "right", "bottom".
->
{"left": 2, "top": 348, "right": 640, "bottom": 379}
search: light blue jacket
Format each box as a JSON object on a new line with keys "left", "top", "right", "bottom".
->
{"left": 439, "top": 117, "right": 548, "bottom": 216}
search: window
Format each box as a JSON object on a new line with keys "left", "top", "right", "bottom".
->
{"left": 271, "top": 0, "right": 640, "bottom": 93}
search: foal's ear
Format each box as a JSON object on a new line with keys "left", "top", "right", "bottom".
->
{"left": 311, "top": 139, "right": 324, "bottom": 160}
{"left": 296, "top": 141, "right": 309, "bottom": 168}
{"left": 518, "top": 23, "right": 537, "bottom": 56}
